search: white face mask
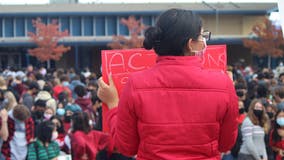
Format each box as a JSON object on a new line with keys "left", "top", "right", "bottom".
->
{"left": 51, "top": 131, "right": 58, "bottom": 141}
{"left": 191, "top": 38, "right": 207, "bottom": 59}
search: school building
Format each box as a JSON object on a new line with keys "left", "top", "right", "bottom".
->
{"left": 0, "top": 2, "right": 279, "bottom": 72}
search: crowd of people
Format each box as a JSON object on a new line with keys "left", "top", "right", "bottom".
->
{"left": 0, "top": 8, "right": 283, "bottom": 160}
{"left": 222, "top": 62, "right": 284, "bottom": 160}
{"left": 0, "top": 46, "right": 283, "bottom": 160}
{"left": 0, "top": 65, "right": 135, "bottom": 160}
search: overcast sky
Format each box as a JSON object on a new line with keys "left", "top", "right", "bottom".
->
{"left": 0, "top": 0, "right": 278, "bottom": 4}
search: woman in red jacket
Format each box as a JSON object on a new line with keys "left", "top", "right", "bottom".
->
{"left": 98, "top": 8, "right": 238, "bottom": 160}
{"left": 70, "top": 112, "right": 111, "bottom": 160}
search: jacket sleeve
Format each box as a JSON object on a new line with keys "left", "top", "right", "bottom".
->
{"left": 71, "top": 133, "right": 85, "bottom": 159}
{"left": 218, "top": 78, "right": 239, "bottom": 152}
{"left": 107, "top": 77, "right": 139, "bottom": 157}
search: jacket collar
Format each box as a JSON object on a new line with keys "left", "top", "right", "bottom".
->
{"left": 156, "top": 56, "right": 202, "bottom": 68}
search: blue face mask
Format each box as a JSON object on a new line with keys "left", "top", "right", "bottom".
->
{"left": 56, "top": 108, "right": 65, "bottom": 116}
{"left": 277, "top": 117, "right": 284, "bottom": 126}
{"left": 62, "top": 82, "right": 69, "bottom": 87}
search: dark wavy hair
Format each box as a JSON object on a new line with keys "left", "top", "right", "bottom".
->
{"left": 37, "top": 121, "right": 56, "bottom": 144}
{"left": 74, "top": 85, "right": 87, "bottom": 97}
{"left": 143, "top": 8, "right": 202, "bottom": 56}
{"left": 72, "top": 112, "right": 91, "bottom": 134}
{"left": 272, "top": 109, "right": 284, "bottom": 142}
{"left": 50, "top": 115, "right": 65, "bottom": 134}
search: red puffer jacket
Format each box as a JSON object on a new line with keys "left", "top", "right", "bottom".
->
{"left": 107, "top": 56, "right": 238, "bottom": 160}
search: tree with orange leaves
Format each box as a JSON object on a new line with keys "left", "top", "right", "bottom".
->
{"left": 107, "top": 16, "right": 147, "bottom": 49}
{"left": 28, "top": 18, "right": 71, "bottom": 62}
{"left": 243, "top": 17, "right": 284, "bottom": 58}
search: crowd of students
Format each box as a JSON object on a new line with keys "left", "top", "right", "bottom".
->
{"left": 2, "top": 61, "right": 284, "bottom": 160}
{"left": 222, "top": 62, "right": 284, "bottom": 160}
{"left": 0, "top": 65, "right": 134, "bottom": 160}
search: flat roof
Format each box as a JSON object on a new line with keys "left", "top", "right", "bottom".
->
{"left": 0, "top": 2, "right": 277, "bottom": 16}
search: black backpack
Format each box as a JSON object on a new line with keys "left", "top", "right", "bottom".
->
{"left": 230, "top": 125, "right": 243, "bottom": 158}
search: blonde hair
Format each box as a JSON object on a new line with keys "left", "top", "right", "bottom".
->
{"left": 4, "top": 91, "right": 18, "bottom": 111}
{"left": 247, "top": 99, "right": 270, "bottom": 133}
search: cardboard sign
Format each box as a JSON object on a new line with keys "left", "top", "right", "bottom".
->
{"left": 278, "top": 0, "right": 284, "bottom": 37}
{"left": 101, "top": 45, "right": 227, "bottom": 131}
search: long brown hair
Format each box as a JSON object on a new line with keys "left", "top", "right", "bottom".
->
{"left": 247, "top": 99, "right": 270, "bottom": 133}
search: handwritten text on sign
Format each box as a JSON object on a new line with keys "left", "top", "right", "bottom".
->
{"left": 102, "top": 45, "right": 226, "bottom": 94}
{"left": 202, "top": 45, "right": 227, "bottom": 71}
{"left": 101, "top": 49, "right": 157, "bottom": 95}
{"left": 101, "top": 46, "right": 226, "bottom": 132}
{"left": 101, "top": 49, "right": 157, "bottom": 132}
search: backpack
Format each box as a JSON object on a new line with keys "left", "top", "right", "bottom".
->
{"left": 230, "top": 125, "right": 243, "bottom": 158}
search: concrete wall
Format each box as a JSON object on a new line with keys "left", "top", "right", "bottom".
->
{"left": 202, "top": 14, "right": 265, "bottom": 36}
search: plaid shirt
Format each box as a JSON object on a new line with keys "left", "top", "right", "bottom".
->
{"left": 1, "top": 116, "right": 34, "bottom": 160}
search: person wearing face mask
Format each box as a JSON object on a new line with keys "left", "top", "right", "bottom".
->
{"left": 238, "top": 99, "right": 270, "bottom": 160}
{"left": 31, "top": 99, "right": 47, "bottom": 136}
{"left": 44, "top": 107, "right": 55, "bottom": 121}
{"left": 269, "top": 109, "right": 284, "bottom": 160}
{"left": 223, "top": 100, "right": 248, "bottom": 160}
{"left": 63, "top": 104, "right": 82, "bottom": 132}
{"left": 50, "top": 116, "right": 66, "bottom": 151}
{"left": 56, "top": 107, "right": 66, "bottom": 117}
{"left": 98, "top": 9, "right": 238, "bottom": 159}
{"left": 238, "top": 100, "right": 247, "bottom": 124}
{"left": 264, "top": 104, "right": 277, "bottom": 160}
{"left": 27, "top": 121, "right": 60, "bottom": 160}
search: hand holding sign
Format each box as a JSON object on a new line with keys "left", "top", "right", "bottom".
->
{"left": 101, "top": 49, "right": 157, "bottom": 95}
{"left": 97, "top": 74, "right": 119, "bottom": 110}
{"left": 100, "top": 49, "right": 157, "bottom": 131}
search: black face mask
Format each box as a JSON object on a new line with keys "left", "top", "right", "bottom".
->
{"left": 267, "top": 112, "right": 274, "bottom": 119}
{"left": 64, "top": 115, "right": 71, "bottom": 123}
{"left": 33, "top": 111, "right": 44, "bottom": 119}
{"left": 253, "top": 110, "right": 263, "bottom": 119}
{"left": 236, "top": 90, "right": 244, "bottom": 97}
{"left": 239, "top": 108, "right": 245, "bottom": 114}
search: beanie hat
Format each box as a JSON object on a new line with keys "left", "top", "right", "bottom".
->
{"left": 65, "top": 104, "right": 82, "bottom": 113}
